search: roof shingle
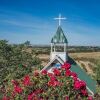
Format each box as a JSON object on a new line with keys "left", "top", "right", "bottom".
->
{"left": 51, "top": 26, "right": 68, "bottom": 43}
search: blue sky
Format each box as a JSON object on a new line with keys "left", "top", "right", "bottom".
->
{"left": 0, "top": 0, "right": 100, "bottom": 46}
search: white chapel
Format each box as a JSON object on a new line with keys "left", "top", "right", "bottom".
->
{"left": 41, "top": 14, "right": 96, "bottom": 95}
{"left": 41, "top": 14, "right": 68, "bottom": 72}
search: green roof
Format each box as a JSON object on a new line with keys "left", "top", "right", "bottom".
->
{"left": 51, "top": 26, "right": 68, "bottom": 43}
{"left": 68, "top": 57, "right": 96, "bottom": 94}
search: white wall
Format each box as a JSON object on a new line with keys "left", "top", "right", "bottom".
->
{"left": 50, "top": 52, "right": 68, "bottom": 62}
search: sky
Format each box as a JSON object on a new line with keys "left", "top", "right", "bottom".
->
{"left": 0, "top": 0, "right": 100, "bottom": 46}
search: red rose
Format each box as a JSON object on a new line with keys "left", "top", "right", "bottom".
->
{"left": 14, "top": 86, "right": 22, "bottom": 94}
{"left": 73, "top": 77, "right": 78, "bottom": 81}
{"left": 2, "top": 96, "right": 10, "bottom": 100}
{"left": 48, "top": 81, "right": 54, "bottom": 86}
{"left": 74, "top": 80, "right": 86, "bottom": 90}
{"left": 74, "top": 80, "right": 81, "bottom": 90}
{"left": 65, "top": 96, "right": 69, "bottom": 100}
{"left": 23, "top": 75, "right": 31, "bottom": 86}
{"left": 62, "top": 63, "right": 71, "bottom": 70}
{"left": 54, "top": 81, "right": 61, "bottom": 86}
{"left": 47, "top": 73, "right": 54, "bottom": 77}
{"left": 48, "top": 80, "right": 60, "bottom": 87}
{"left": 81, "top": 89, "right": 88, "bottom": 96}
{"left": 65, "top": 70, "right": 71, "bottom": 76}
{"left": 71, "top": 72, "right": 77, "bottom": 78}
{"left": 53, "top": 68, "right": 61, "bottom": 76}
{"left": 50, "top": 76, "right": 56, "bottom": 81}
{"left": 79, "top": 80, "right": 86, "bottom": 89}
{"left": 39, "top": 97, "right": 44, "bottom": 100}
{"left": 28, "top": 92, "right": 35, "bottom": 100}
{"left": 88, "top": 96, "right": 93, "bottom": 100}
{"left": 41, "top": 70, "right": 47, "bottom": 75}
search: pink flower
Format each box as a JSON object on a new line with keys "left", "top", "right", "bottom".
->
{"left": 79, "top": 80, "right": 86, "bottom": 89}
{"left": 48, "top": 74, "right": 61, "bottom": 87}
{"left": 48, "top": 80, "right": 60, "bottom": 87}
{"left": 71, "top": 72, "right": 77, "bottom": 78}
{"left": 54, "top": 81, "right": 61, "bottom": 86}
{"left": 73, "top": 77, "right": 78, "bottom": 81}
{"left": 2, "top": 96, "right": 10, "bottom": 100}
{"left": 50, "top": 76, "right": 56, "bottom": 81}
{"left": 74, "top": 80, "right": 81, "bottom": 90}
{"left": 74, "top": 80, "right": 86, "bottom": 90}
{"left": 39, "top": 97, "right": 44, "bottom": 100}
{"left": 53, "top": 68, "right": 61, "bottom": 76}
{"left": 41, "top": 70, "right": 47, "bottom": 75}
{"left": 14, "top": 86, "right": 22, "bottom": 94}
{"left": 65, "top": 70, "right": 71, "bottom": 76}
{"left": 28, "top": 92, "right": 35, "bottom": 100}
{"left": 81, "top": 89, "right": 88, "bottom": 96}
{"left": 23, "top": 75, "right": 31, "bottom": 86}
{"left": 88, "top": 96, "right": 93, "bottom": 100}
{"left": 62, "top": 63, "right": 71, "bottom": 70}
{"left": 47, "top": 73, "right": 54, "bottom": 77}
{"left": 48, "top": 81, "right": 54, "bottom": 87}
{"left": 65, "top": 96, "right": 69, "bottom": 100}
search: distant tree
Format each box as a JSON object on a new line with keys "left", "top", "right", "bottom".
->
{"left": 24, "top": 40, "right": 31, "bottom": 46}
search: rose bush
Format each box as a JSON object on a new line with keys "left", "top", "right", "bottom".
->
{"left": 1, "top": 62, "right": 93, "bottom": 100}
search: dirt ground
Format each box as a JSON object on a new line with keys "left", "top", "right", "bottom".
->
{"left": 38, "top": 52, "right": 100, "bottom": 61}
{"left": 69, "top": 52, "right": 100, "bottom": 59}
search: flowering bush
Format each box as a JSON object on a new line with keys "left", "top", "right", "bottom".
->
{"left": 1, "top": 62, "right": 93, "bottom": 100}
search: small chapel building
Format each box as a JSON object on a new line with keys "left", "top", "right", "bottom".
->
{"left": 41, "top": 14, "right": 96, "bottom": 96}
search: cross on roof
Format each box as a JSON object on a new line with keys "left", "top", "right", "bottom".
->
{"left": 54, "top": 14, "right": 66, "bottom": 26}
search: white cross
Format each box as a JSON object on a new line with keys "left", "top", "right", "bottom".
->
{"left": 54, "top": 14, "right": 66, "bottom": 26}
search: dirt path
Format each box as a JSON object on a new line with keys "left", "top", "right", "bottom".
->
{"left": 76, "top": 61, "right": 94, "bottom": 75}
{"left": 69, "top": 52, "right": 100, "bottom": 59}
